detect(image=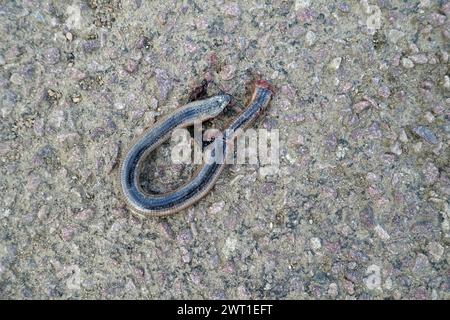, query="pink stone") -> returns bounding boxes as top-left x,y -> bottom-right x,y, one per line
61,226 -> 75,241
220,64 -> 236,80
378,85 -> 391,98
353,100 -> 371,113
74,208 -> 93,221
281,85 -> 296,100
429,13 -> 446,26
0,143 -> 11,156
409,54 -> 428,65
442,2 -> 450,16
124,59 -> 139,73
223,3 -> 241,17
